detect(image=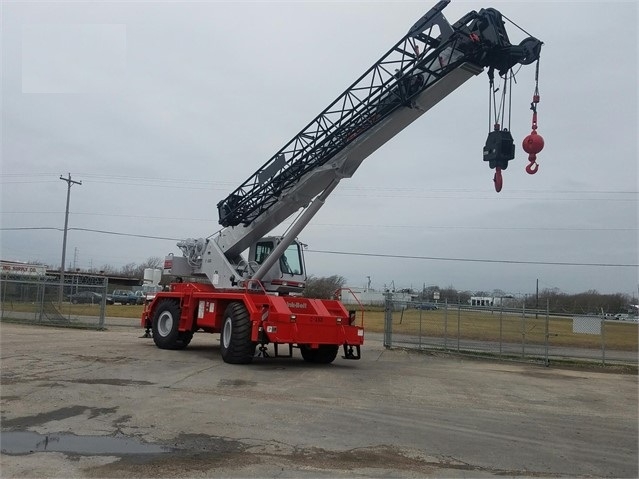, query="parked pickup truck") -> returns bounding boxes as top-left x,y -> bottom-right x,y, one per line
110,290 -> 141,305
